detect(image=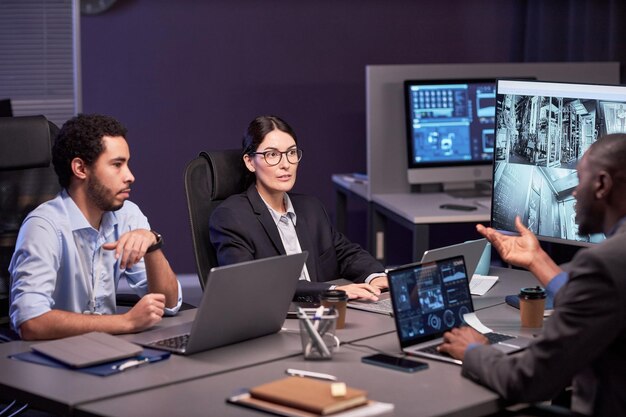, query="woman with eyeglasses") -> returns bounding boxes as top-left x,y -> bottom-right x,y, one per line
209,115 -> 388,300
